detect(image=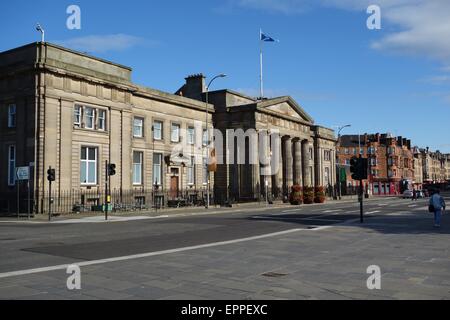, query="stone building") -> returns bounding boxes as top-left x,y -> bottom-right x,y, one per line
0,42 -> 213,213
1,42 -> 337,214
338,133 -> 414,195
420,148 -> 450,184
413,146 -> 423,189
177,75 -> 337,202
